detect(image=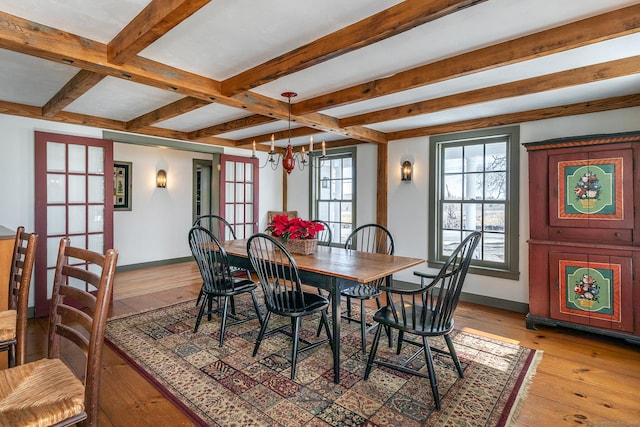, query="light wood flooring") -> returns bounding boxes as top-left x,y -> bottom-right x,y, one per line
26,261 -> 640,426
